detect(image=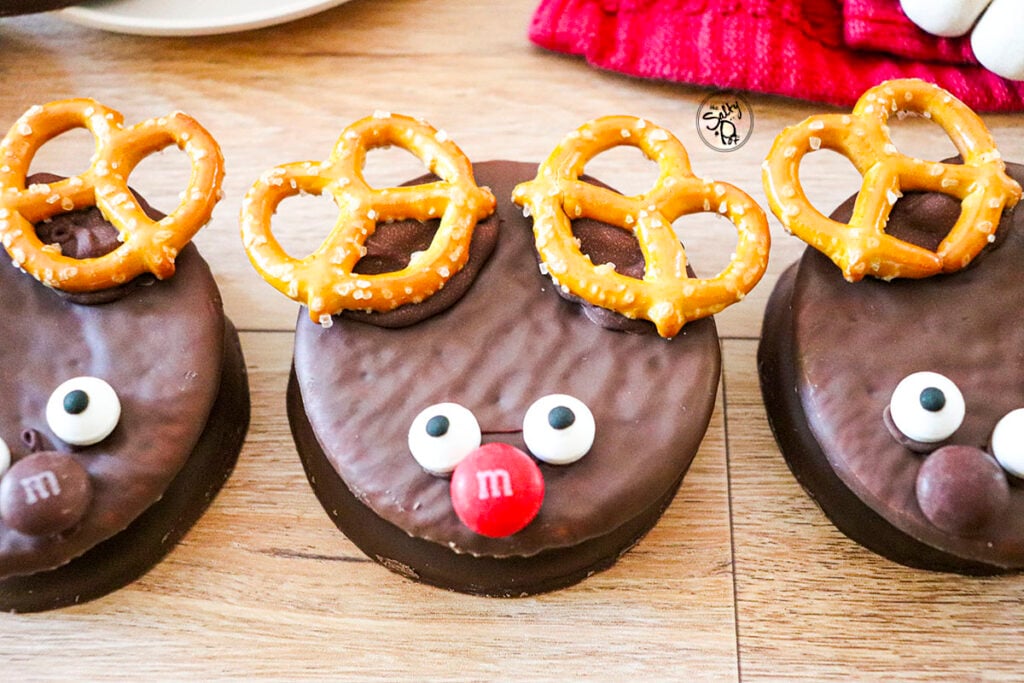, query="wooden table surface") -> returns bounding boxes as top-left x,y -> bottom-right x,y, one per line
2,1 -> 1023,679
